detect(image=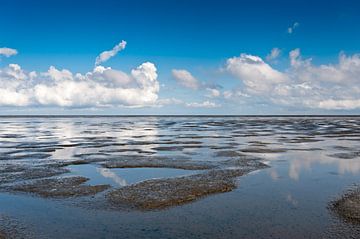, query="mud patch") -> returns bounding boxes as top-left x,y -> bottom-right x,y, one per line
151,146 -> 184,151
106,155 -> 267,210
214,150 -> 244,157
102,157 -> 217,170
288,147 -> 322,152
278,137 -> 322,143
8,177 -> 110,198
107,169 -> 254,210
330,186 -> 360,224
0,165 -> 69,185
248,141 -> 271,146
332,146 -> 354,151
328,152 -> 360,159
0,152 -> 52,161
102,155 -> 261,171
240,147 -> 287,153
209,145 -> 236,150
